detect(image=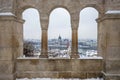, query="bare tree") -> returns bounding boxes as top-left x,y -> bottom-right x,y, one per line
23,41 -> 35,57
